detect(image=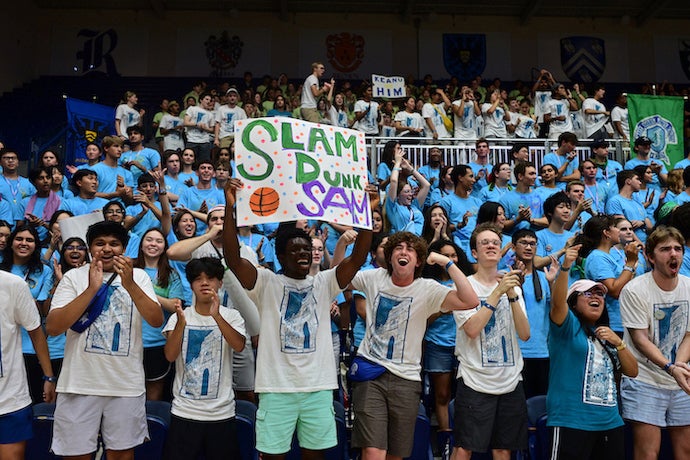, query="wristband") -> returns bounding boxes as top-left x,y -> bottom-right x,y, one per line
42,375 -> 57,383
663,362 -> 675,375
623,265 -> 634,273
560,265 -> 572,272
508,296 -> 519,303
445,260 -> 455,271
481,300 -> 496,312
158,191 -> 168,195
393,167 -> 402,171
616,342 -> 627,351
